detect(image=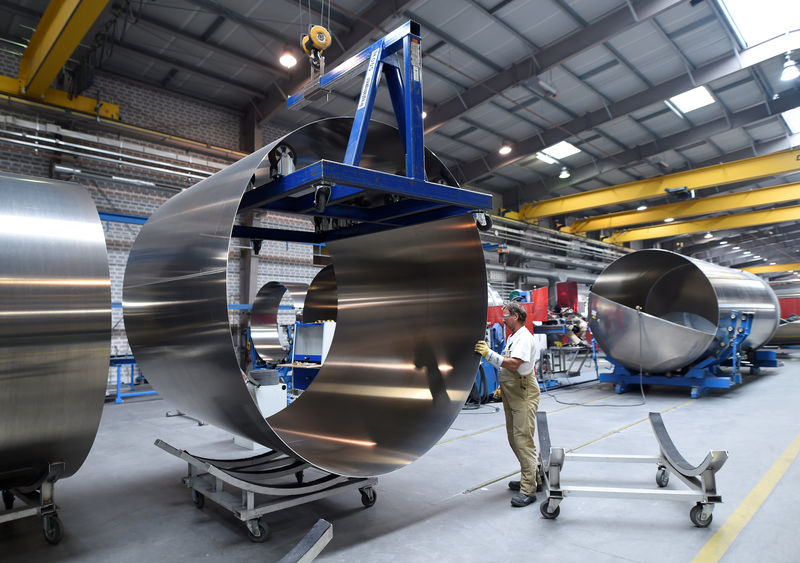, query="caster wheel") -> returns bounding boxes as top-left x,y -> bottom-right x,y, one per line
360,487 -> 377,508
690,503 -> 713,528
42,514 -> 63,545
539,499 -> 560,520
2,490 -> 14,510
295,470 -> 304,484
191,490 -> 205,509
246,519 -> 269,543
656,467 -> 669,488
